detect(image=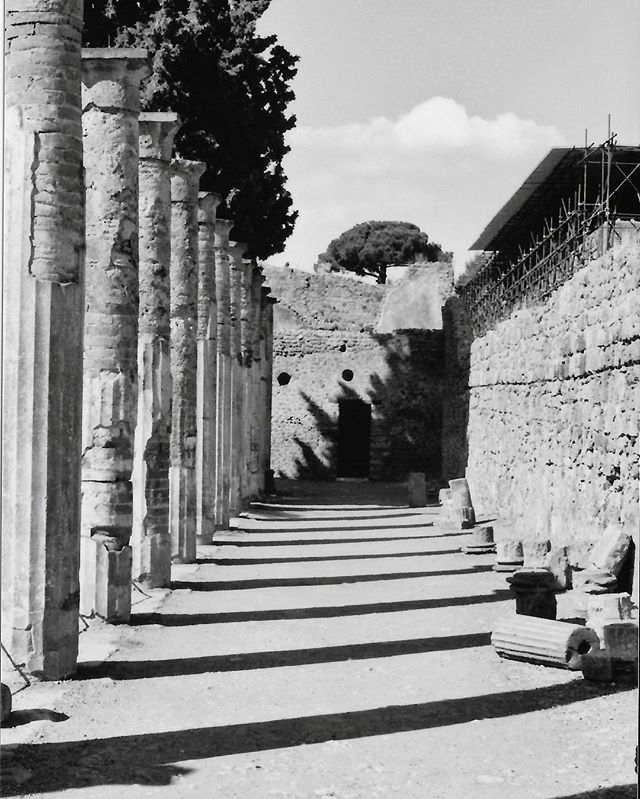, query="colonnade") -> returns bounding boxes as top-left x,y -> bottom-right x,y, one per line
2,6 -> 274,682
